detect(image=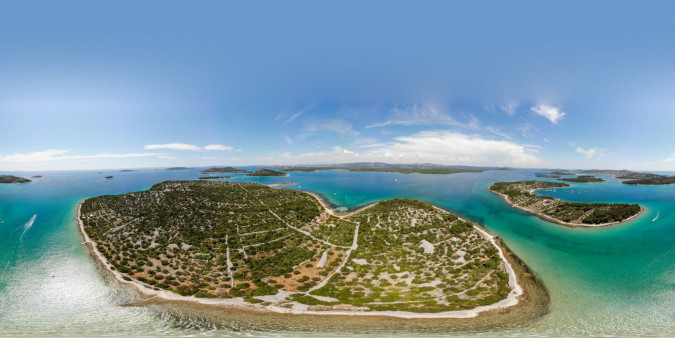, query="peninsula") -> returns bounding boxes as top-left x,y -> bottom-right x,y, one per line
78,181 -> 538,318
0,175 -> 31,184
490,181 -> 642,227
